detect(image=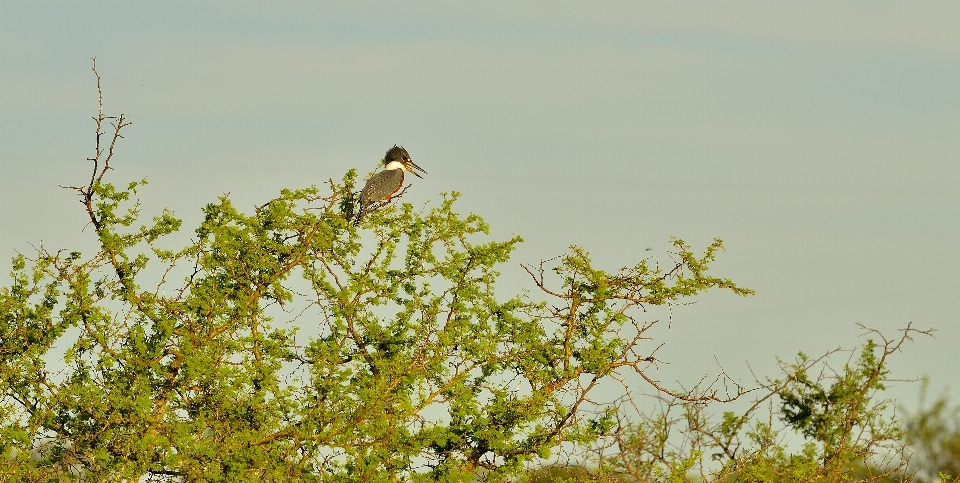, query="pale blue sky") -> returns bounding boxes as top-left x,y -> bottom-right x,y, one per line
2,1 -> 958,410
